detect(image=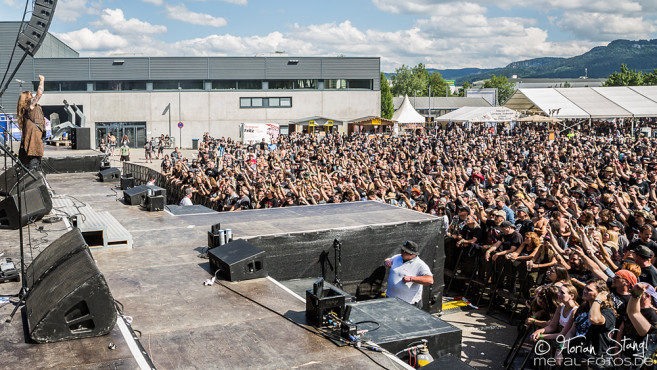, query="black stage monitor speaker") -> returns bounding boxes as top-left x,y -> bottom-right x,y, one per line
123,185 -> 165,205
71,127 -> 91,150
0,184 -> 52,230
0,166 -> 47,196
208,239 -> 267,282
25,228 -> 88,290
145,194 -> 164,212
98,167 -> 120,182
17,0 -> 58,57
25,239 -> 116,343
120,174 -> 135,190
